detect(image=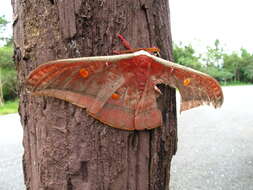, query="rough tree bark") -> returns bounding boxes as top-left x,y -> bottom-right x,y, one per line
13,0 -> 177,189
